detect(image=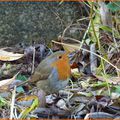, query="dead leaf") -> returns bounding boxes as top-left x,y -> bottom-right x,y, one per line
17,95 -> 39,118
52,37 -> 80,53
84,112 -> 114,119
62,43 -> 80,53
46,94 -> 56,104
56,99 -> 68,110
0,72 -> 19,90
0,49 -> 24,61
